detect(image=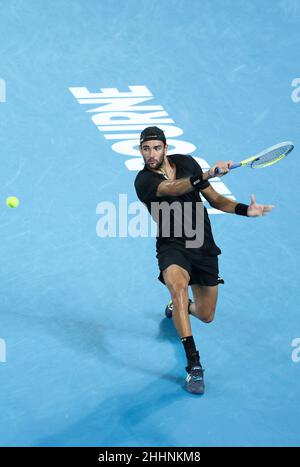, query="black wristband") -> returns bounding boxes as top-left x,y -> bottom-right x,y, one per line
235,203 -> 249,216
190,173 -> 204,187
